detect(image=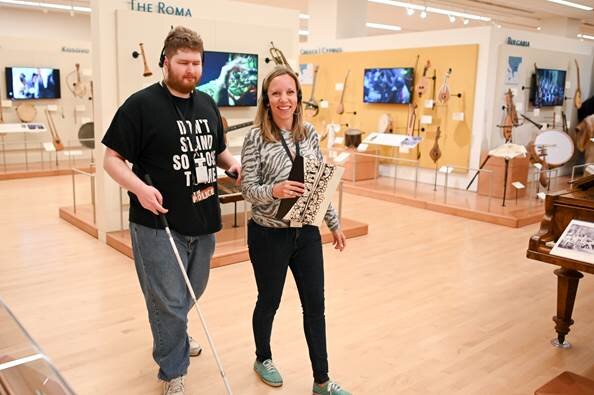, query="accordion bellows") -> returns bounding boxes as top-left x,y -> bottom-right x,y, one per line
276,157 -> 344,227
